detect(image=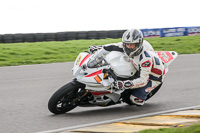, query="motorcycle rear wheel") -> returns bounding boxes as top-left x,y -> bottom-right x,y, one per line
48,82 -> 79,114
